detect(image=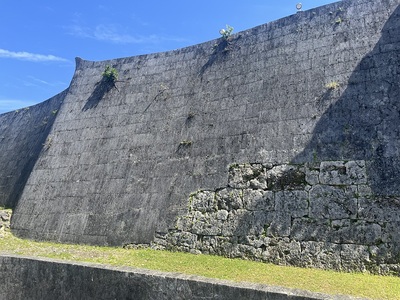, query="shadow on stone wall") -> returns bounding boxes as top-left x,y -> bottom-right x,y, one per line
154,5 -> 400,274
157,160 -> 400,274
0,91 -> 65,208
199,36 -> 241,77
82,77 -> 115,111
293,5 -> 400,196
